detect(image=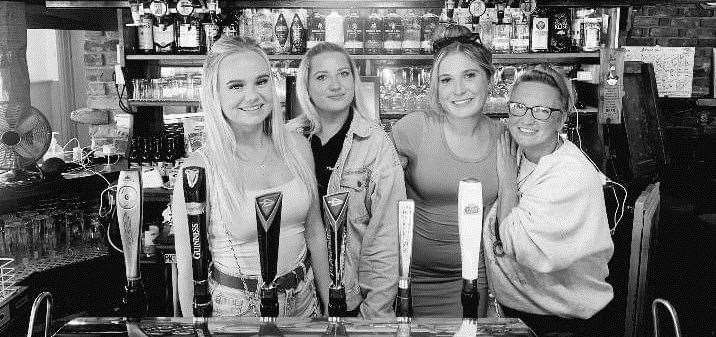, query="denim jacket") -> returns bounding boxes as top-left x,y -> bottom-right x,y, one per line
309,114 -> 406,319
